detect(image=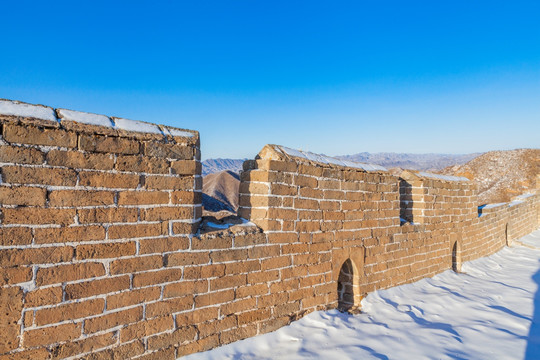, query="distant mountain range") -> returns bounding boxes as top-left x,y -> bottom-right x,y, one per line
202,152 -> 480,175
